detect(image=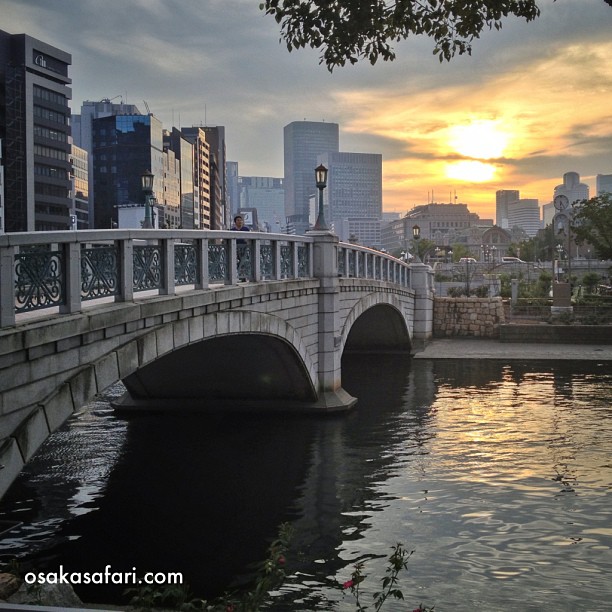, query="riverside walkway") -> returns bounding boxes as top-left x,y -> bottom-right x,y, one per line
414,337 -> 612,360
